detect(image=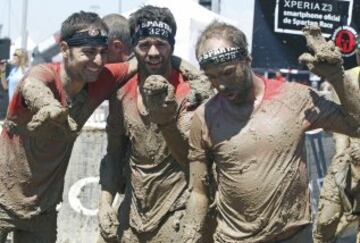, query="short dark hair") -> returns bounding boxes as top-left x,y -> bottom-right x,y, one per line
196,20 -> 248,59
60,11 -> 108,42
102,14 -> 132,52
128,5 -> 177,46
